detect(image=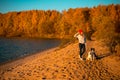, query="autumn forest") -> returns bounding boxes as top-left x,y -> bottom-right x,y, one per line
0,4 -> 120,42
